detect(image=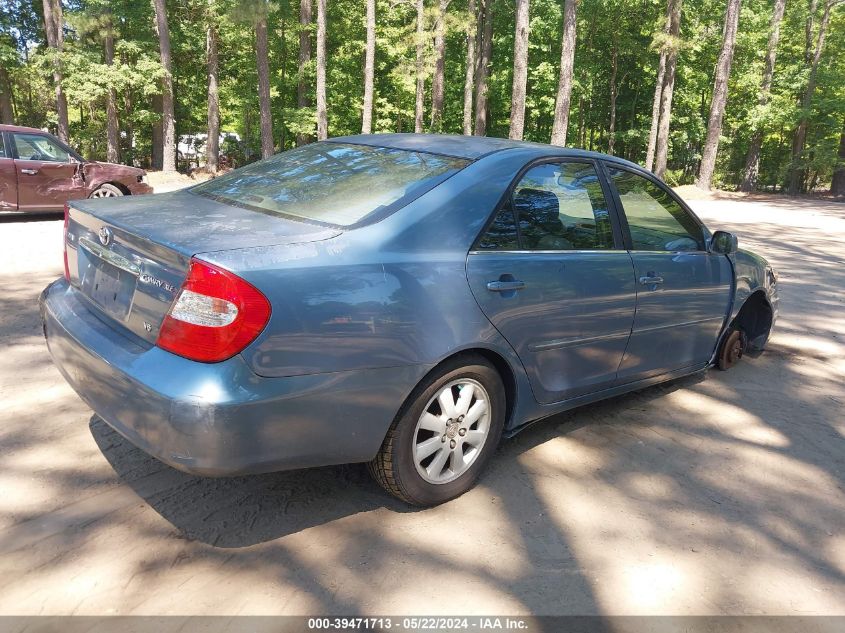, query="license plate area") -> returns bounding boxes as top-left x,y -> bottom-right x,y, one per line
79,253 -> 138,320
